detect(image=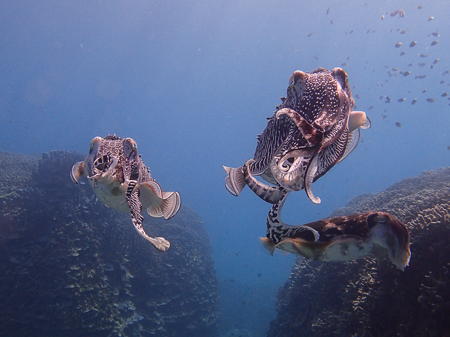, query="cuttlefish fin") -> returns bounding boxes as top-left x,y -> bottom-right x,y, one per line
142,181 -> 181,220
338,128 -> 360,163
223,165 -> 246,196
275,238 -> 330,259
127,188 -> 170,252
260,237 -> 277,255
70,161 -> 85,184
